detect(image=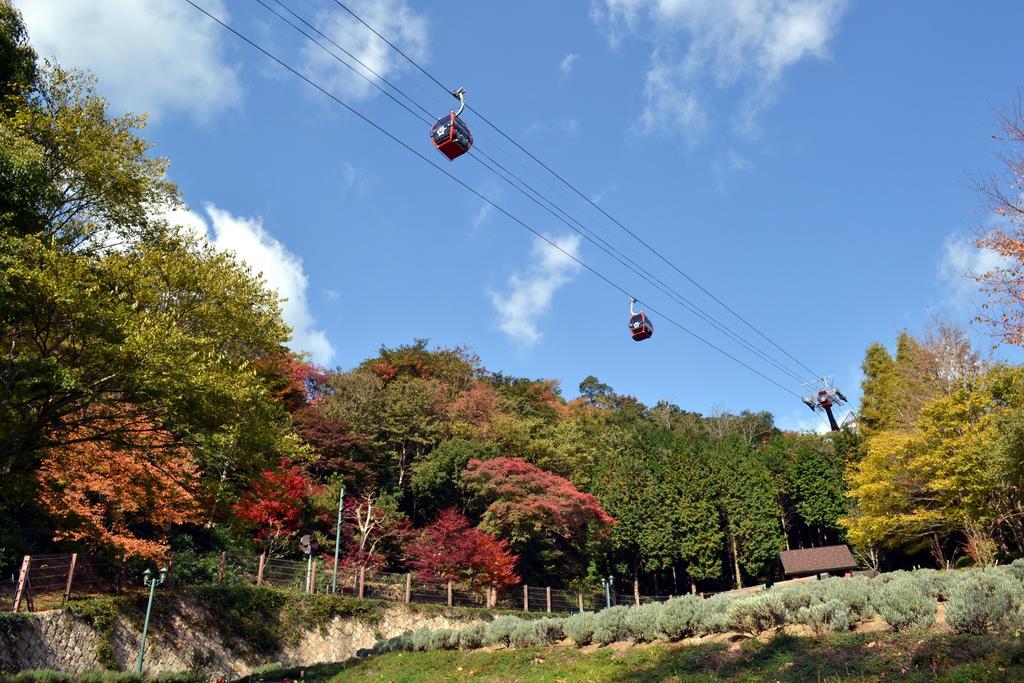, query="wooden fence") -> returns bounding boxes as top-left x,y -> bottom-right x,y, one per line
6,551 -> 767,614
